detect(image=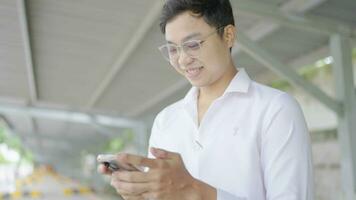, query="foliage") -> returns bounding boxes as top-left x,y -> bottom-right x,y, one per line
268,48 -> 356,91
0,125 -> 33,164
103,128 -> 135,153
